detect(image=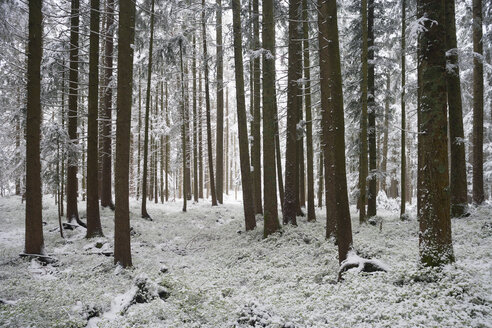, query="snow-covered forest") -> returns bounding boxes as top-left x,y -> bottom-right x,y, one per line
0,0 -> 491,327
